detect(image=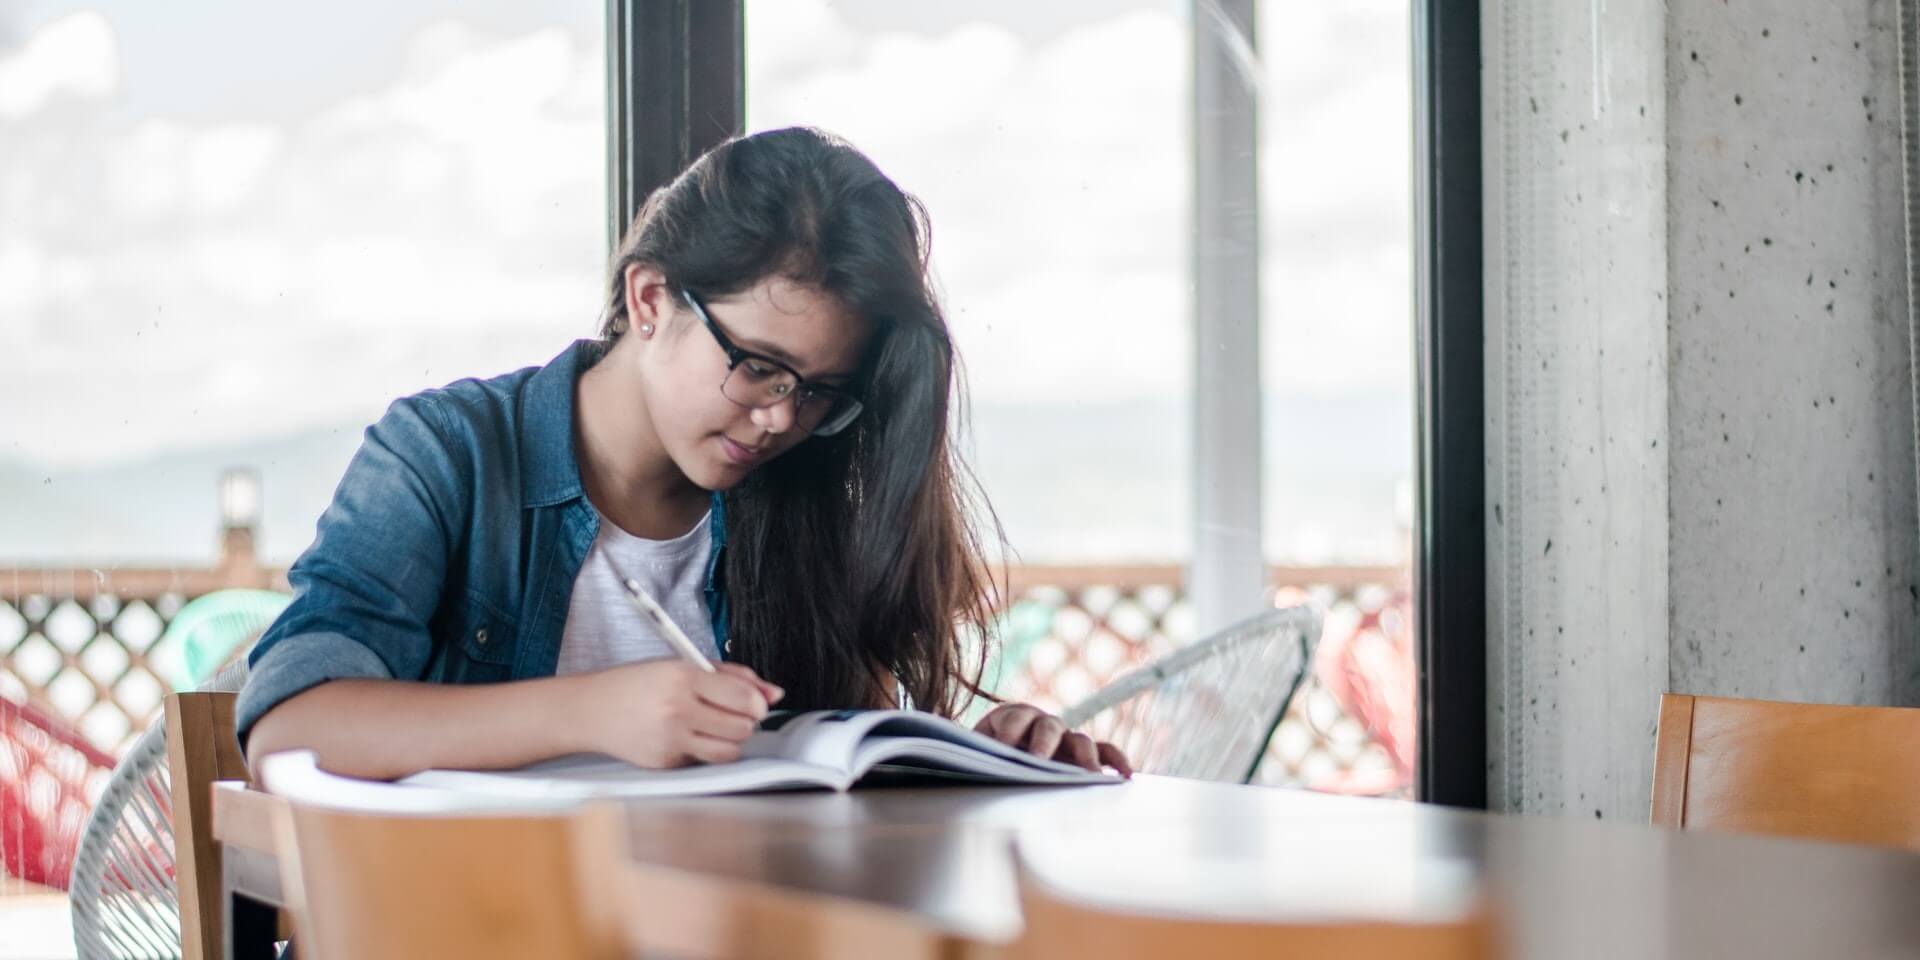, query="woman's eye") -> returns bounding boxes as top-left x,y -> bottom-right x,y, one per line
742,361 -> 777,380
